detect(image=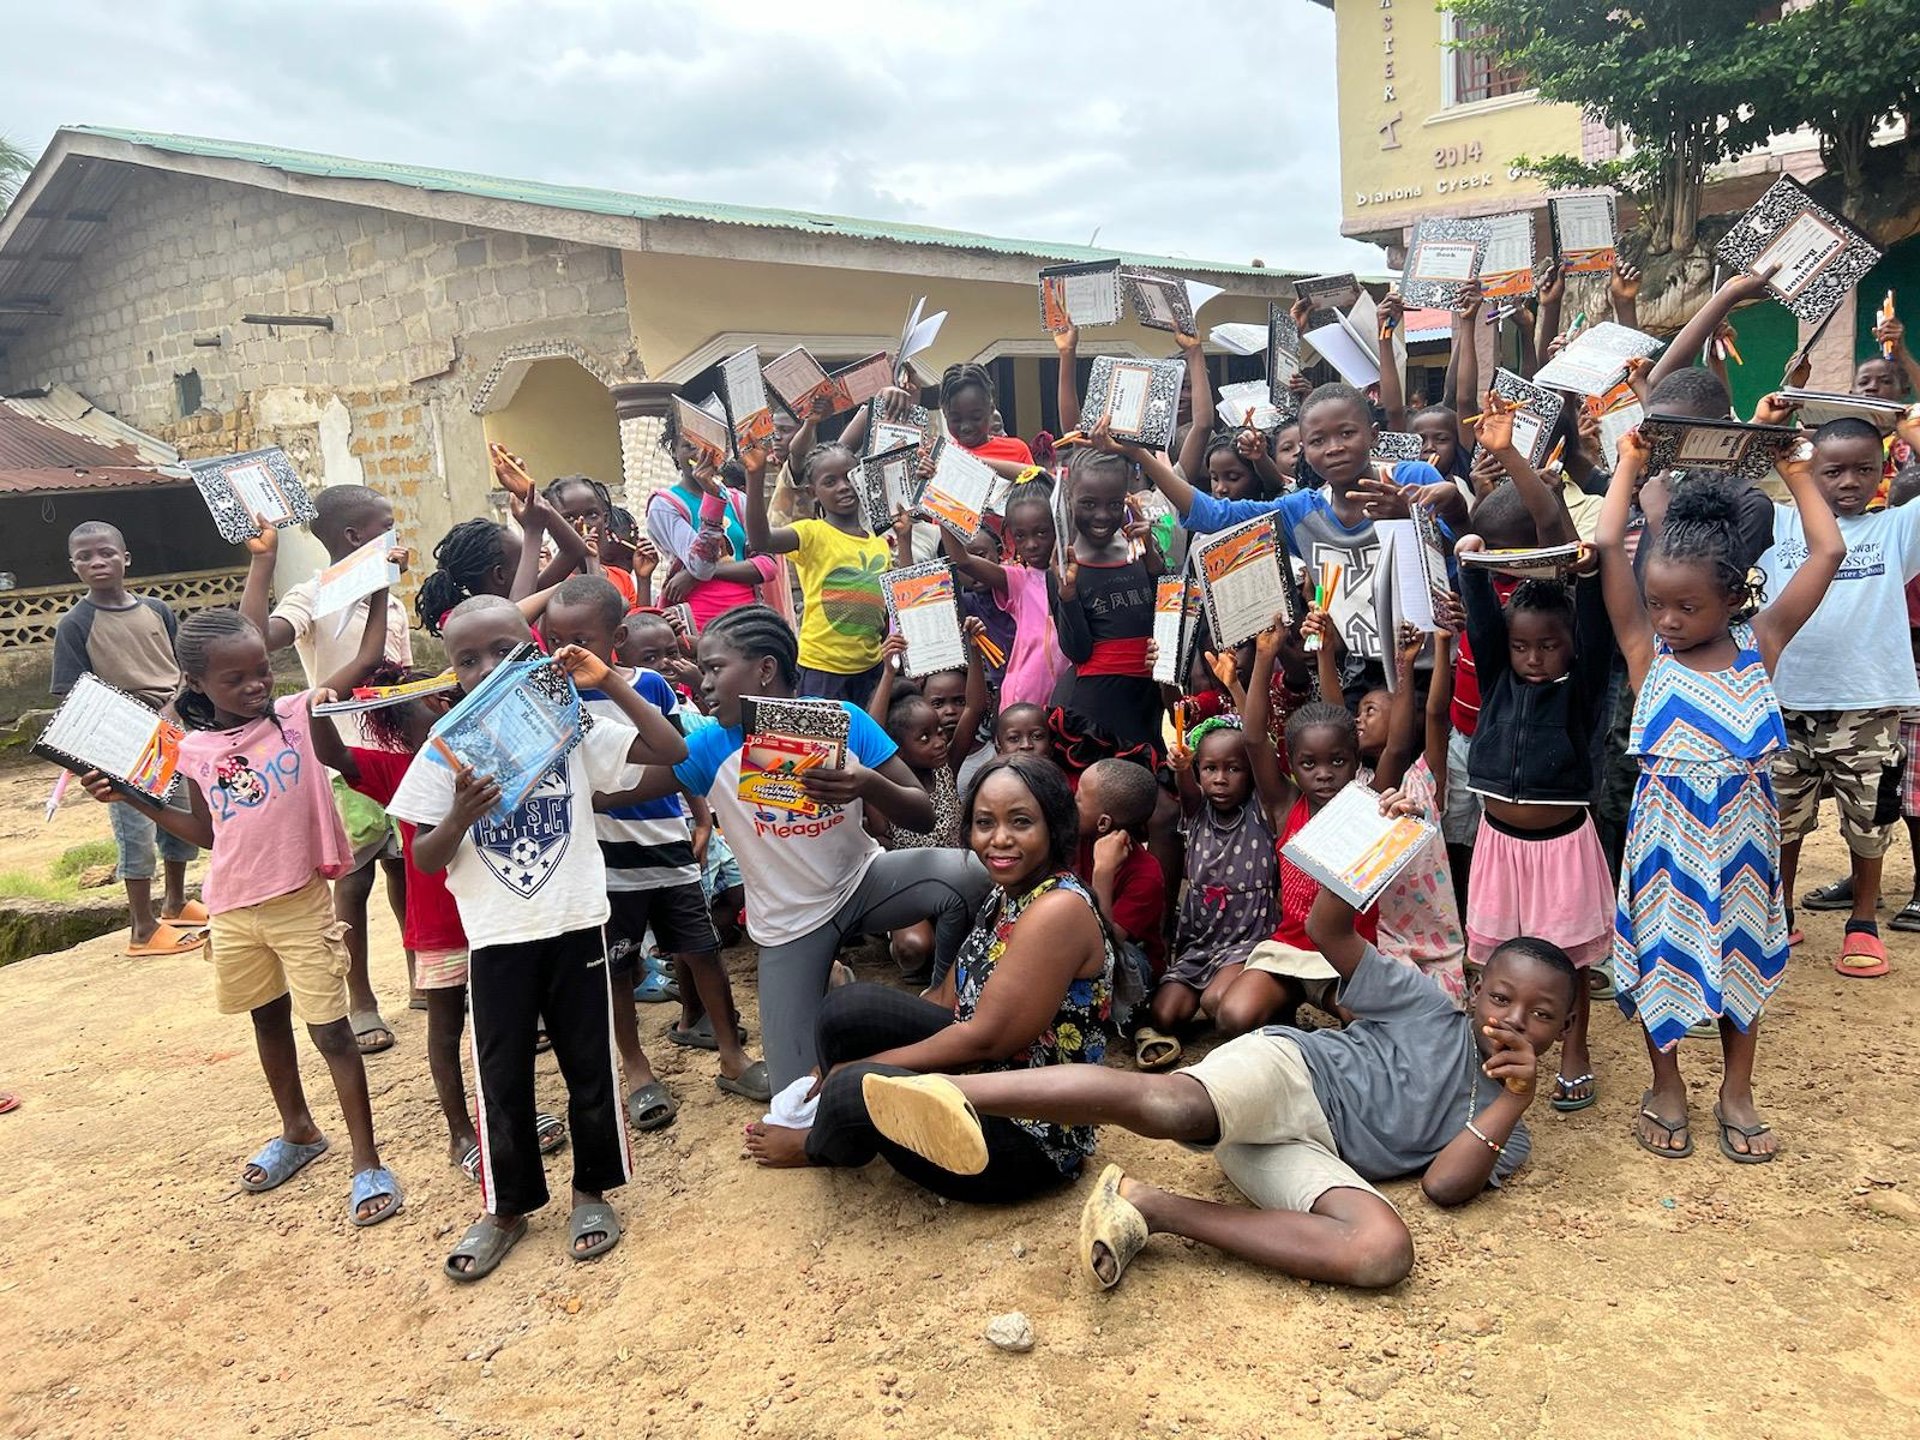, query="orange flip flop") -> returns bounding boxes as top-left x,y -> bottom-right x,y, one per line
169,900 -> 210,925
1834,931 -> 1891,979
125,921 -> 207,958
